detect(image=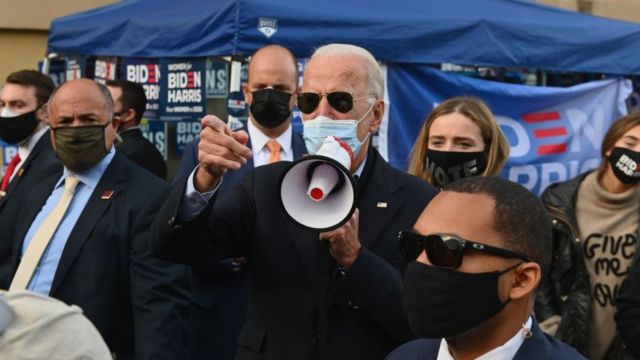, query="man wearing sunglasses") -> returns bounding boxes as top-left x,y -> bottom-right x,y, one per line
387,177 -> 584,360
151,43 -> 437,359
